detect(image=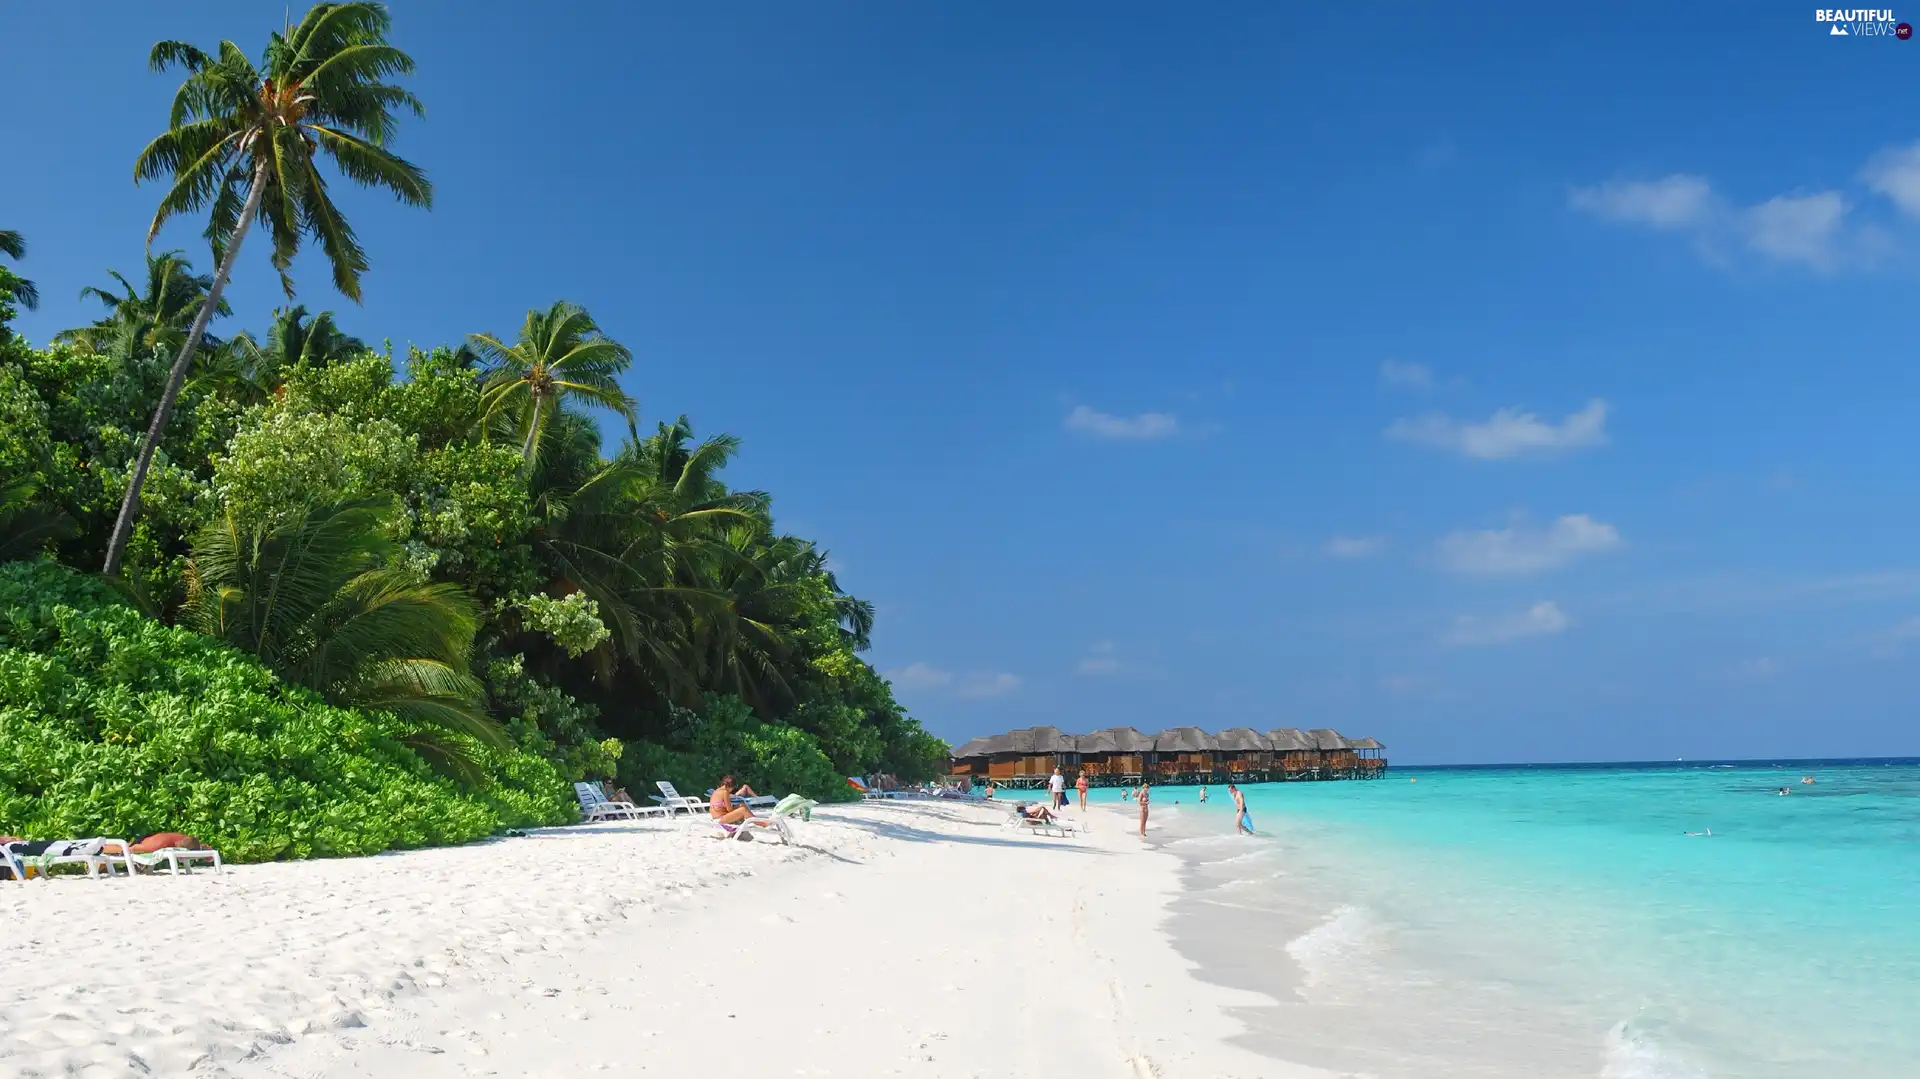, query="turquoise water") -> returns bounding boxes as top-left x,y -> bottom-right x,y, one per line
1150,760 -> 1920,1078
